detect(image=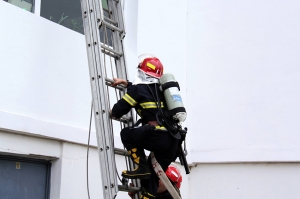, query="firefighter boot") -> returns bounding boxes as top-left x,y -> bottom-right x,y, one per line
122,147 -> 151,179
